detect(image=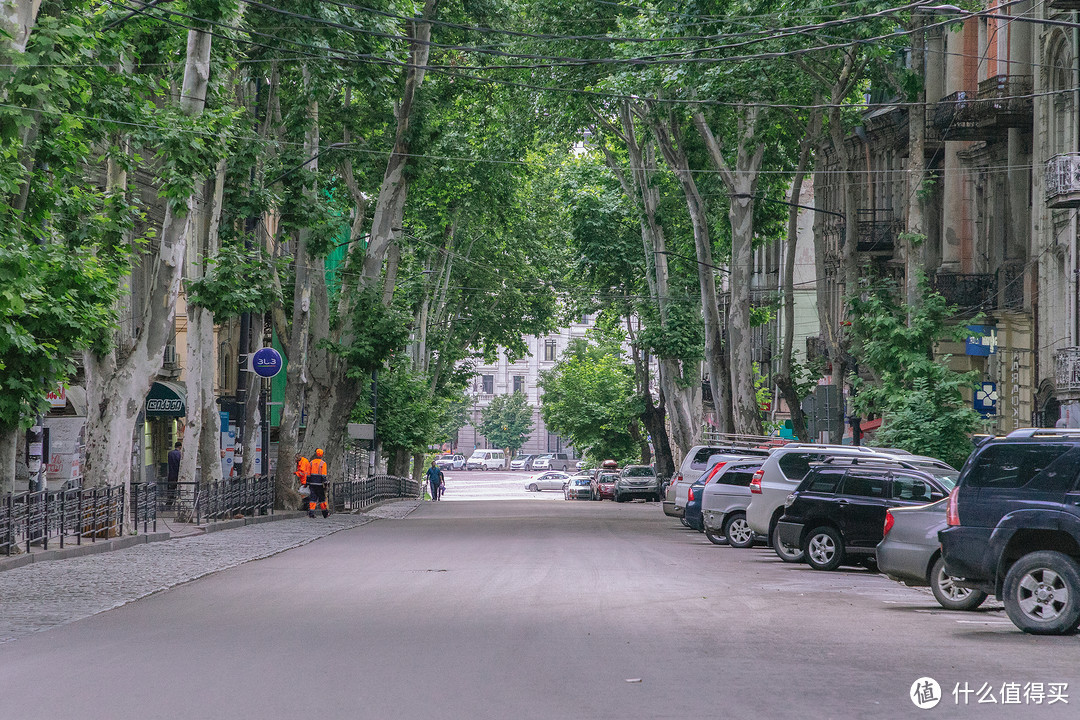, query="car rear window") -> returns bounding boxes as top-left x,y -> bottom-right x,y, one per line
840,471 -> 888,498
964,444 -> 1080,491
800,469 -> 845,494
716,468 -> 759,487
689,447 -> 725,471
891,475 -> 935,502
778,452 -> 831,480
